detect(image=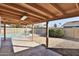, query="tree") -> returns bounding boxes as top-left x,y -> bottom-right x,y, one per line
54,23 -> 57,28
